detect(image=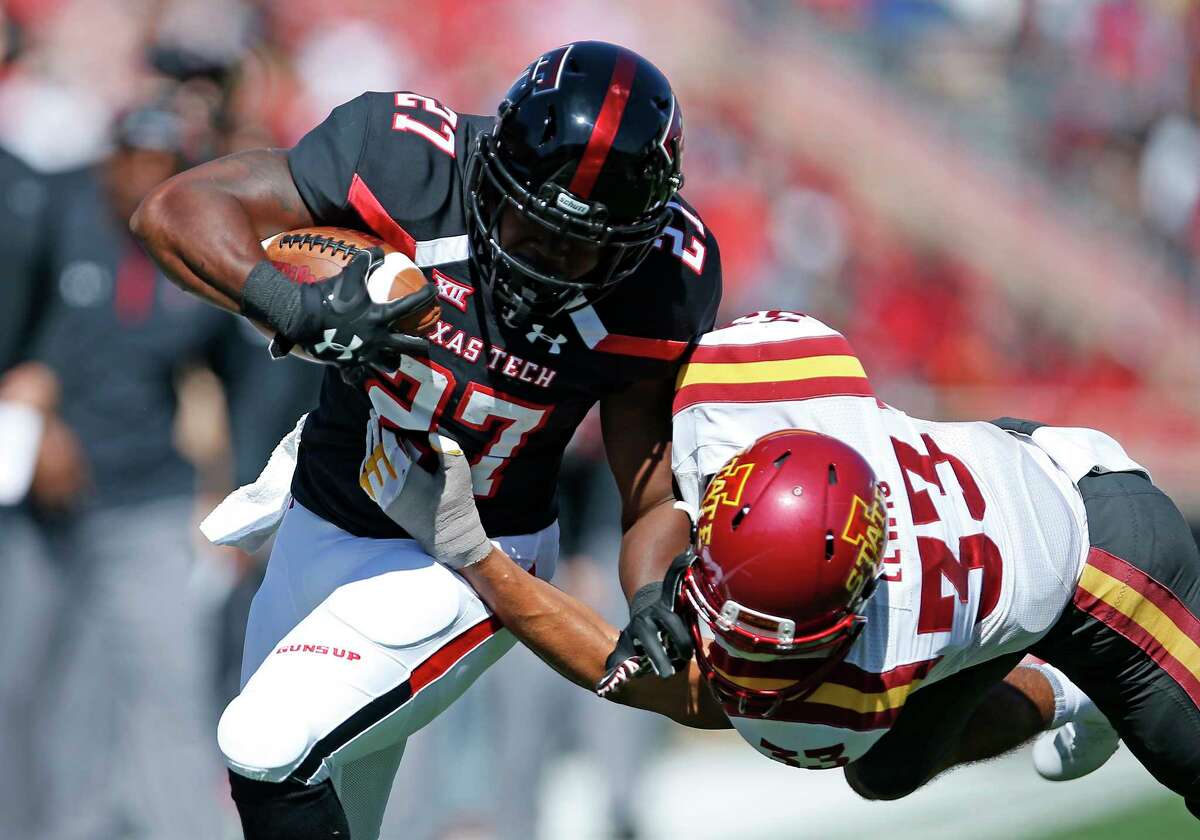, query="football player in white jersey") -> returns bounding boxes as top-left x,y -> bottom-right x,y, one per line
378,310 -> 1200,816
